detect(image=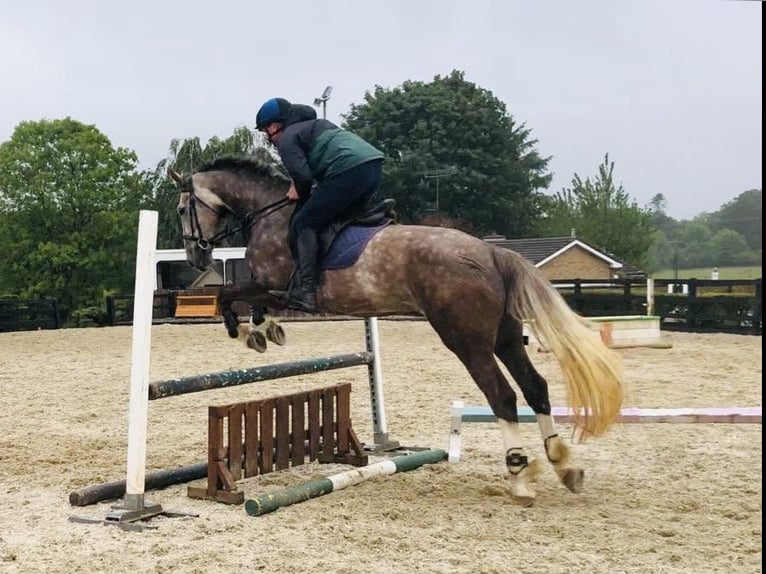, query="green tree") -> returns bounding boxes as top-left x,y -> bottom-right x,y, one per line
543,154 -> 653,268
343,70 -> 552,237
709,228 -> 757,265
648,192 -> 678,239
709,188 -> 761,253
0,118 -> 146,318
